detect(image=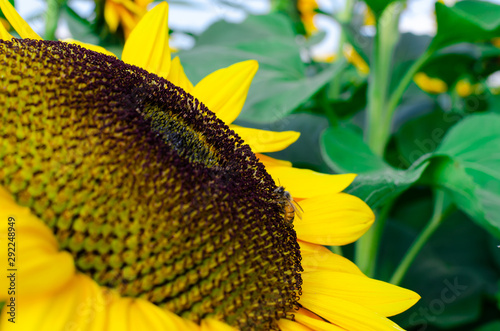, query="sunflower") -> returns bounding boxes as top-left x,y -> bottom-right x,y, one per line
297,0 -> 319,35
0,1 -> 420,330
103,0 -> 152,38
